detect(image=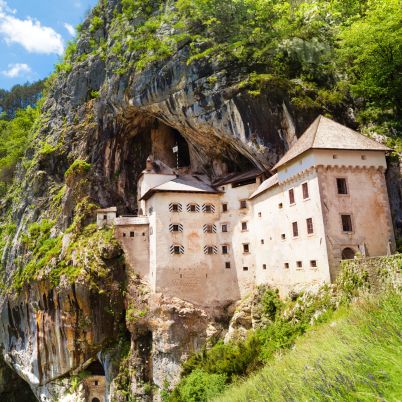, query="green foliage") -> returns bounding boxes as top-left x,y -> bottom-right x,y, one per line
260,287 -> 282,320
0,106 -> 40,195
90,15 -> 103,33
177,369 -> 227,402
214,292 -> 402,402
64,159 -> 91,186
